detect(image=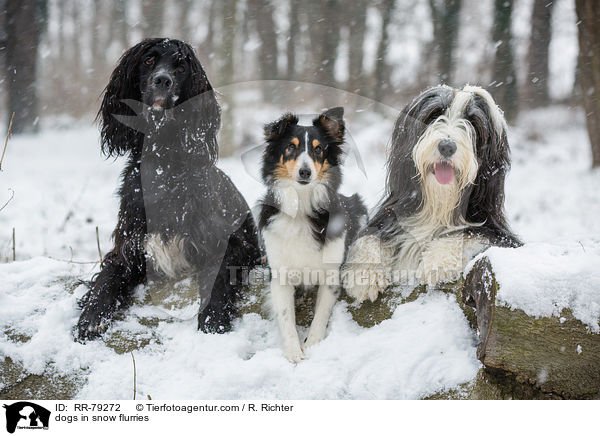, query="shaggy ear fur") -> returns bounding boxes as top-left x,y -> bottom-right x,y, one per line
98,38 -> 161,157
465,96 -> 520,246
264,113 -> 299,143
98,38 -> 221,159
177,41 -> 221,162
313,106 -> 345,144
